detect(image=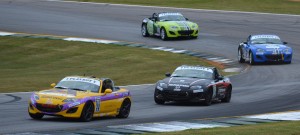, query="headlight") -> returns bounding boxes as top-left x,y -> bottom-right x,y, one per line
256,48 -> 265,55
63,98 -> 77,103
33,94 -> 39,100
170,26 -> 178,30
192,24 -> 197,29
283,48 -> 292,54
156,82 -> 167,91
190,86 -> 204,93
